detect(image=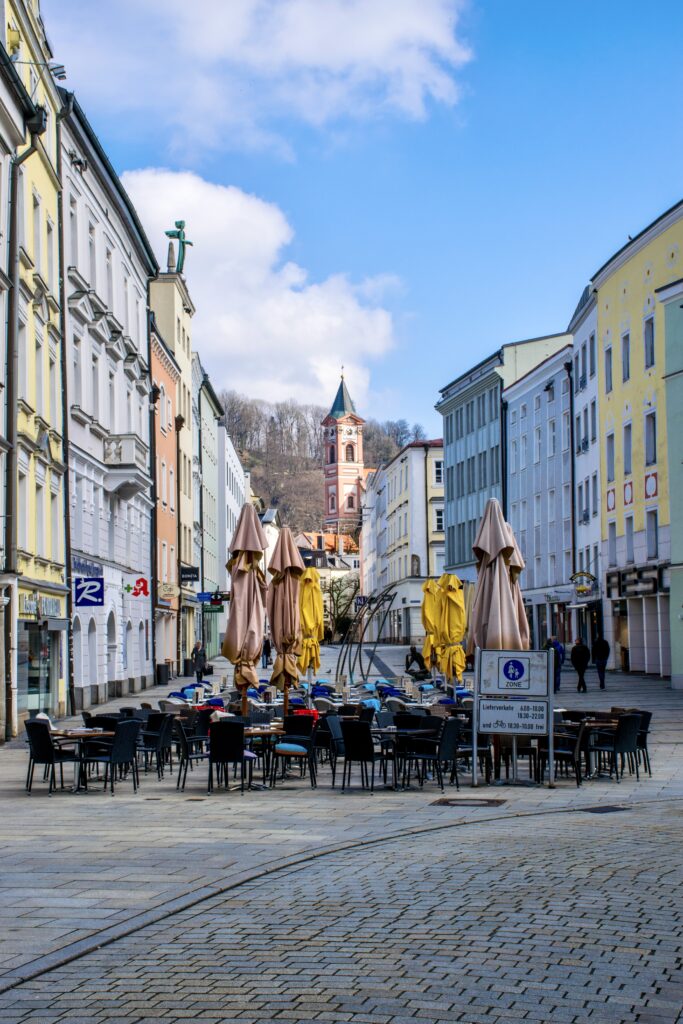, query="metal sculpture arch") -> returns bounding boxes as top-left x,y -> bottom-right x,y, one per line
335,583 -> 399,686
